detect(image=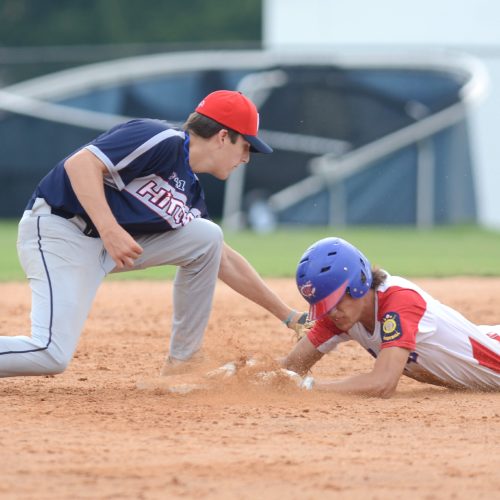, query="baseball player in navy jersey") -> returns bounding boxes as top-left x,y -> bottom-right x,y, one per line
282,237 -> 500,396
0,90 -> 306,378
